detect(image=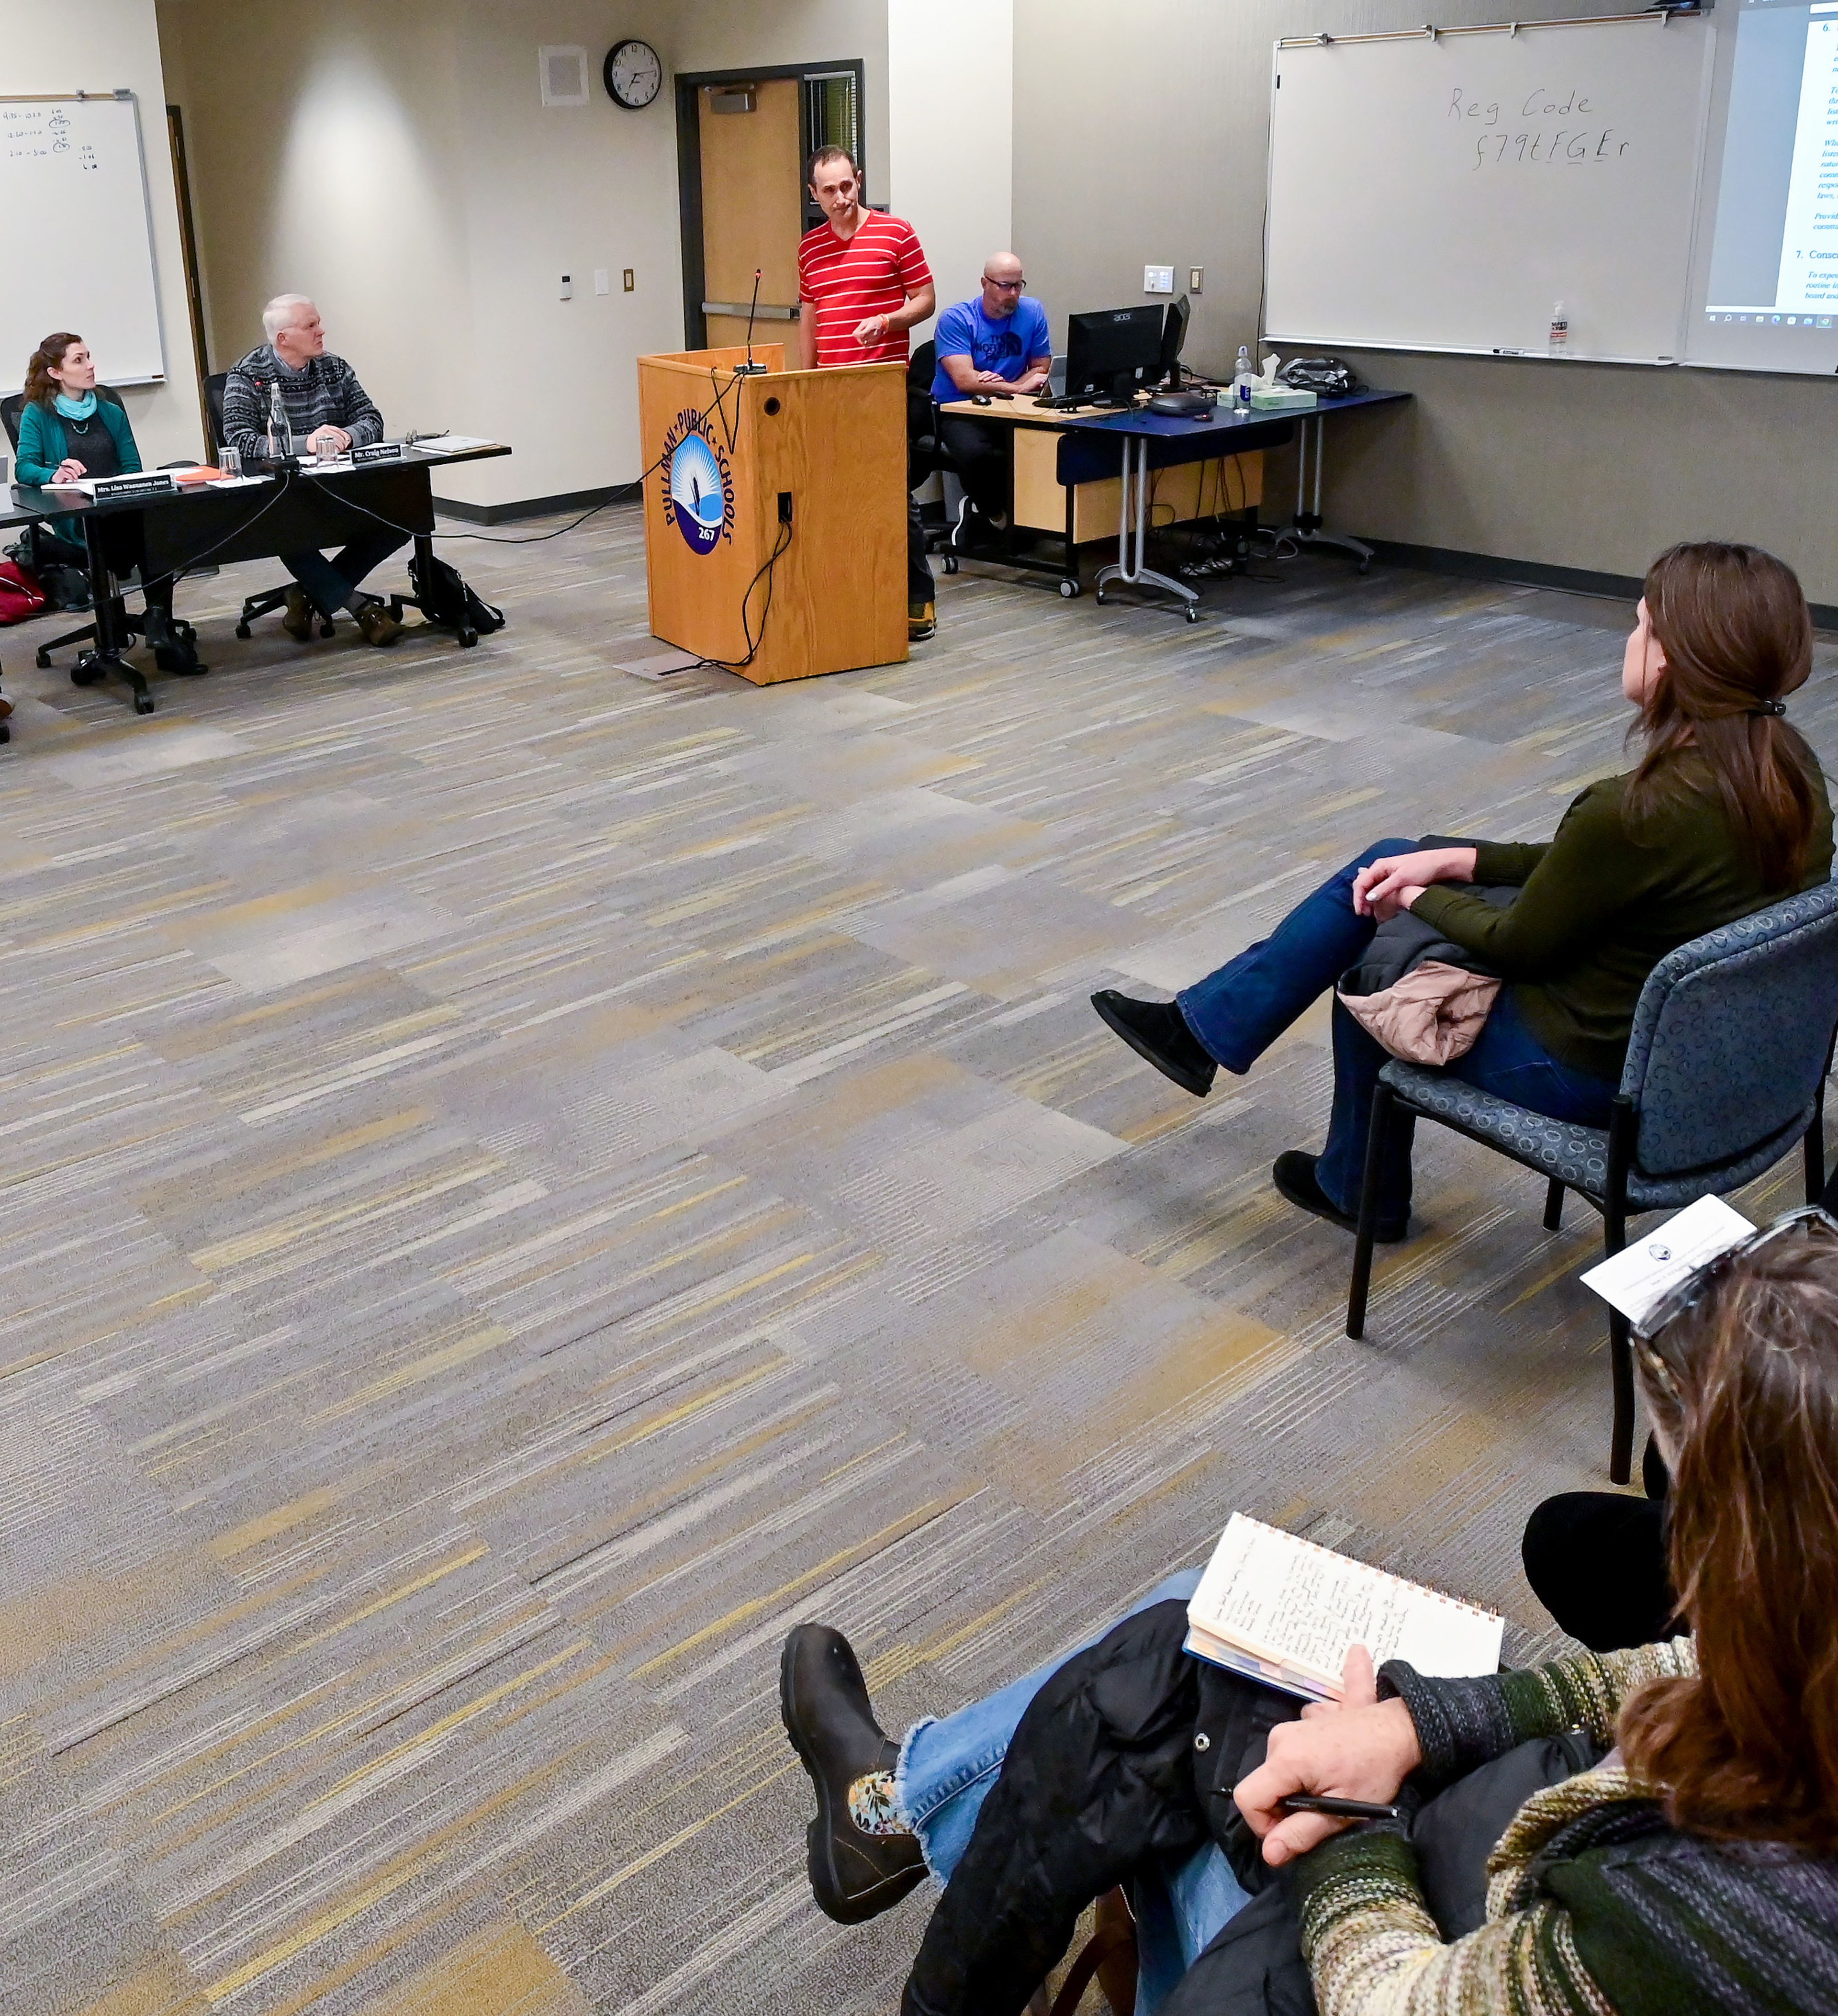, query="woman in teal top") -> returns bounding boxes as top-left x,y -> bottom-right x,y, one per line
15,331 -> 200,672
